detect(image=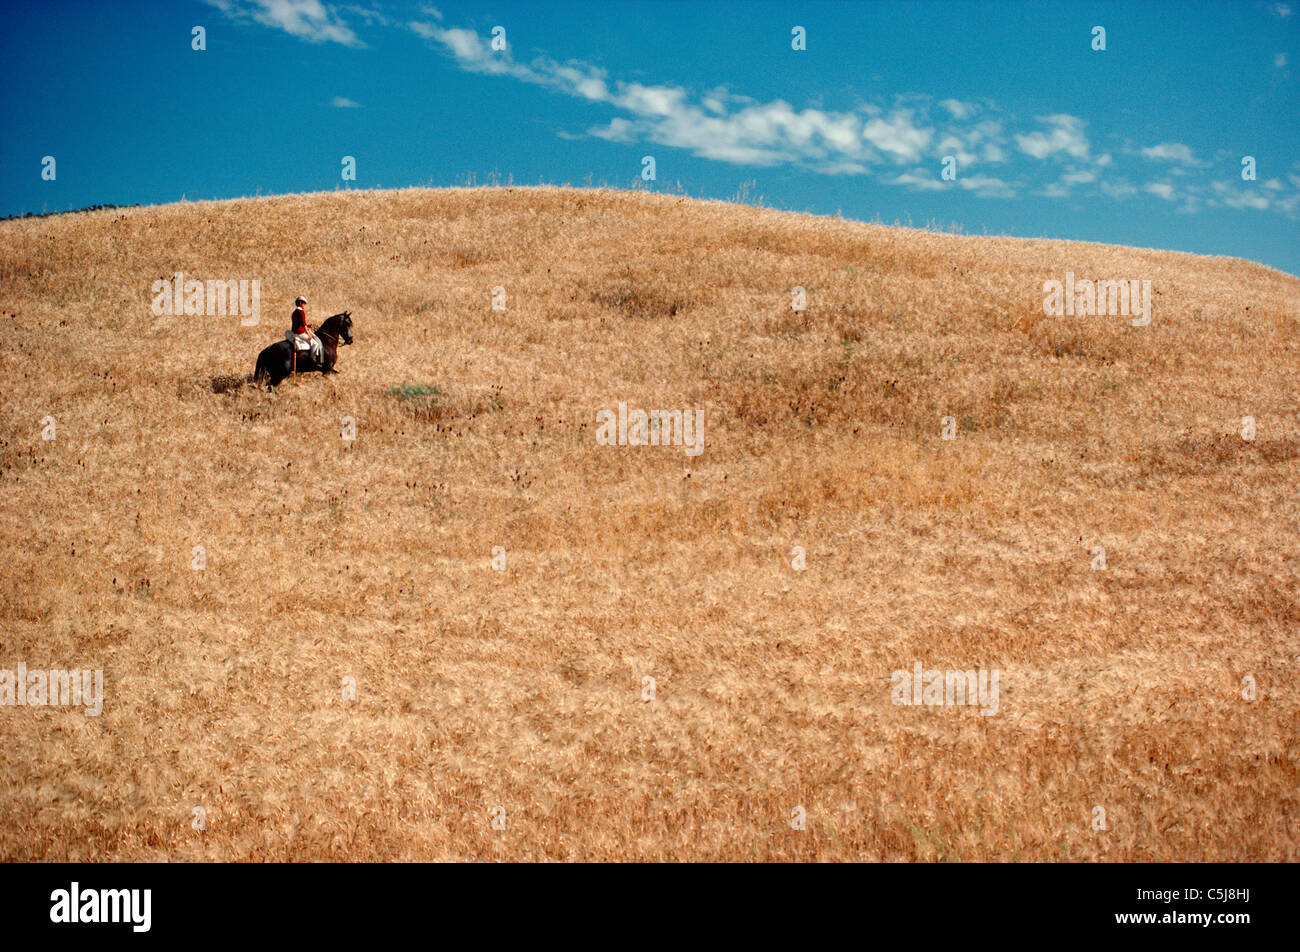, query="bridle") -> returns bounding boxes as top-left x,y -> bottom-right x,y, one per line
314,315 -> 353,347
